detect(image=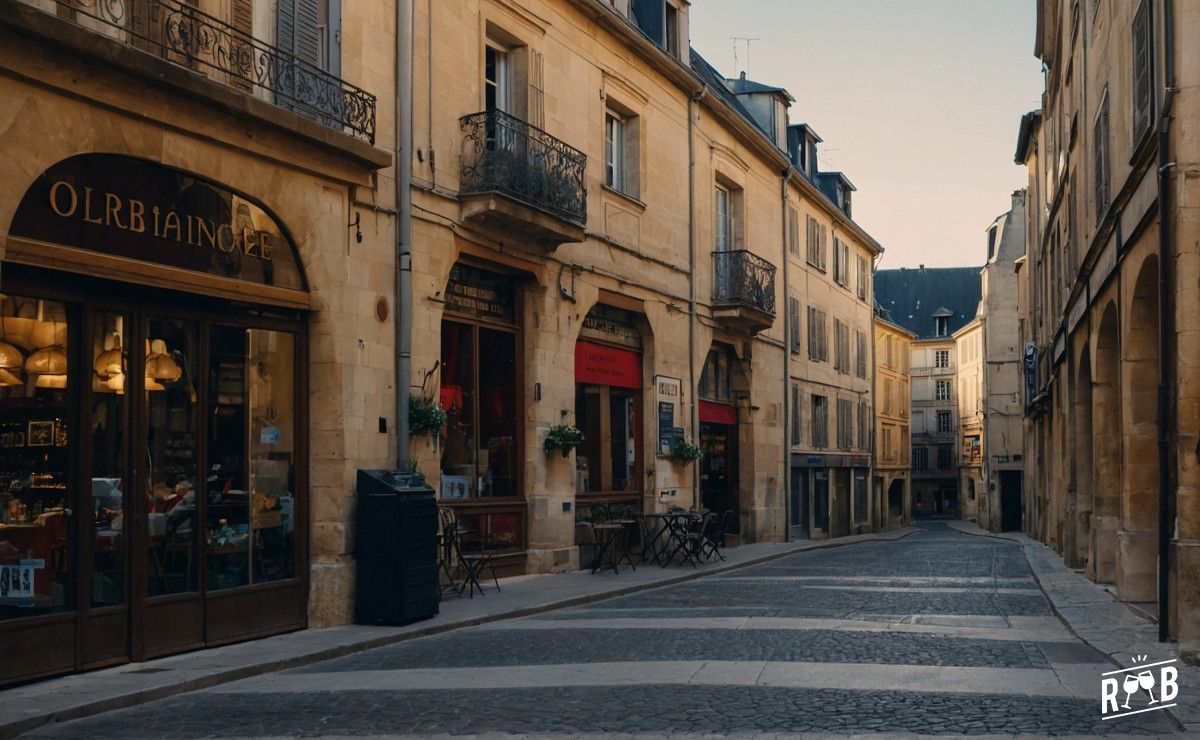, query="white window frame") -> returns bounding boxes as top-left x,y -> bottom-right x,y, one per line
714,185 -> 731,252
606,112 -> 625,192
